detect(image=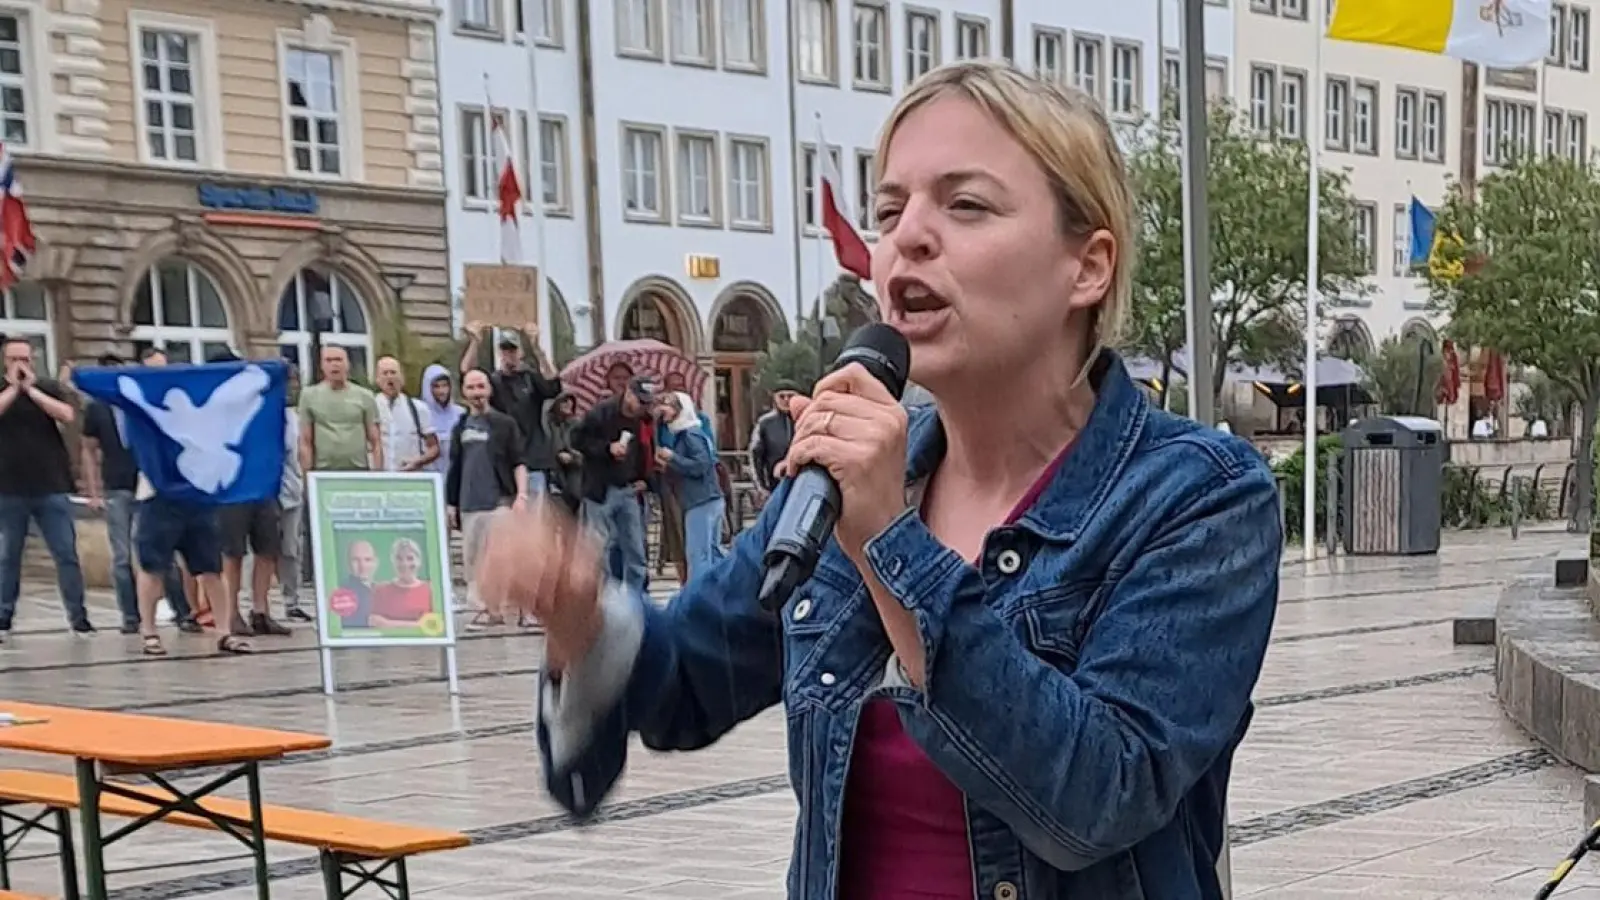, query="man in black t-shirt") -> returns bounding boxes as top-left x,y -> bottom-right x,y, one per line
0,337 -> 93,640
457,321 -> 563,494
80,353 -> 200,635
